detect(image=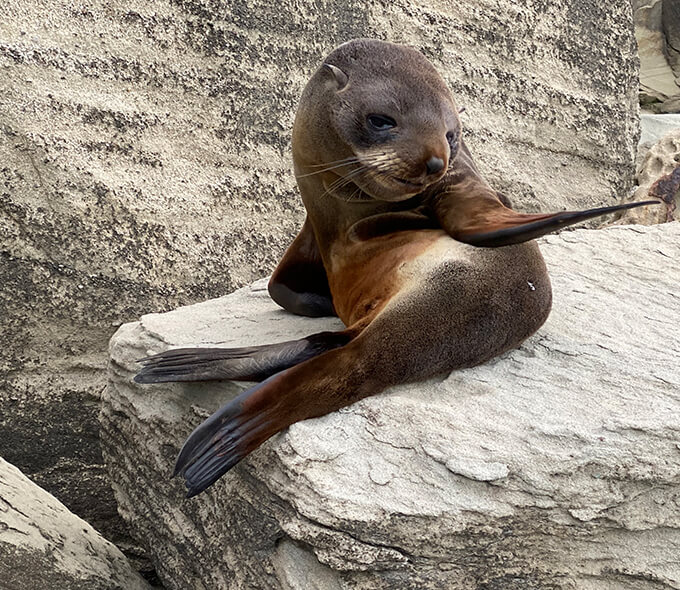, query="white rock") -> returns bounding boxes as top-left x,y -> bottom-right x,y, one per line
640,113 -> 680,145
0,457 -> 150,590
102,224 -> 680,589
